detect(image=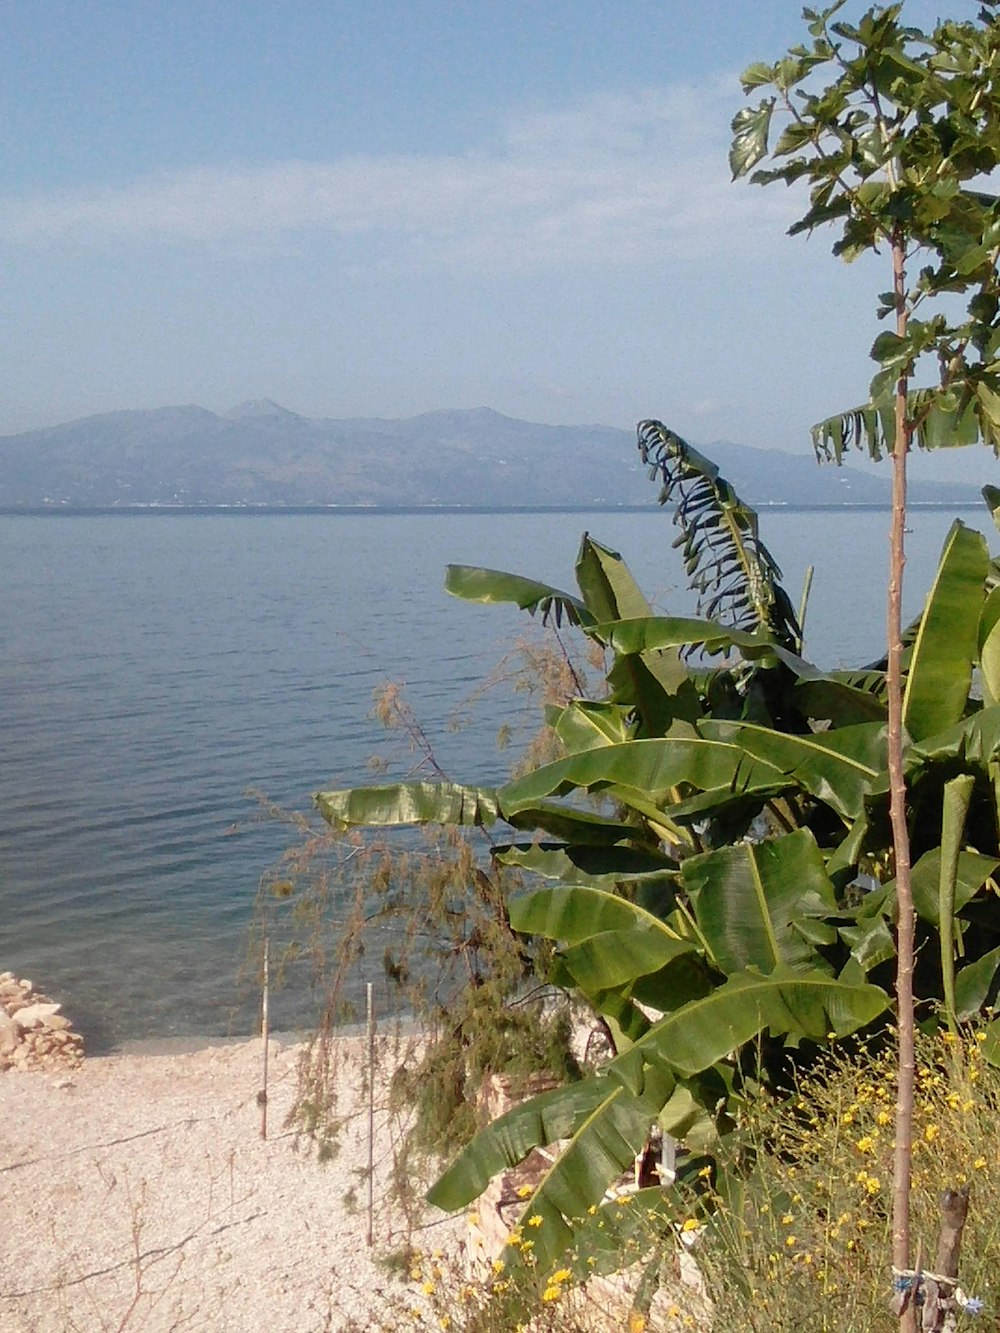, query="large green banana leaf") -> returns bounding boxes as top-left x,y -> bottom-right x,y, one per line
608,966 -> 890,1087
511,885 -> 699,1009
445,564 -> 594,627
575,534 -> 653,623
498,737 -> 788,813
429,1060 -> 708,1275
681,829 -> 838,974
426,1075 -> 626,1212
315,780 -> 649,844
902,520 -> 988,742
575,538 -> 699,733
839,914 -> 897,972
978,585 -> 1000,707
859,847 -> 999,926
591,615 -> 776,659
552,699 -> 633,753
698,718 -> 885,821
496,841 -> 678,891
509,882 -> 684,944
558,929 -> 699,997
462,967 -> 881,1273
315,780 -> 500,830
903,704 -> 1000,775
955,945 -> 1000,1020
